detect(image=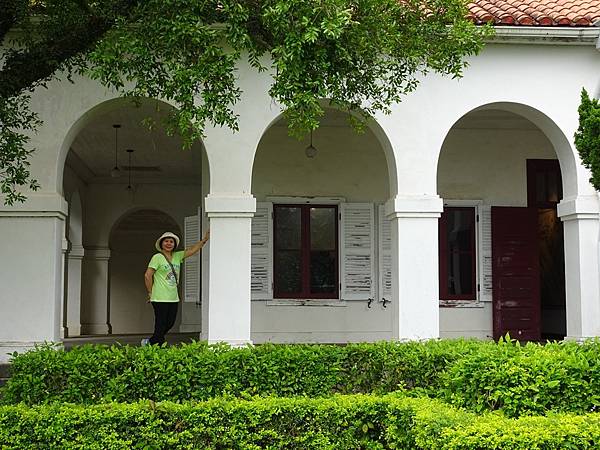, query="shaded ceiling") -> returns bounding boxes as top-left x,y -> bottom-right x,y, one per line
453,109 -> 540,130
67,103 -> 542,186
67,100 -> 203,184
